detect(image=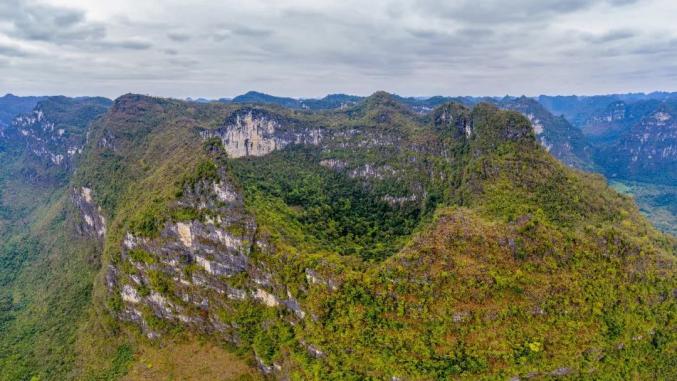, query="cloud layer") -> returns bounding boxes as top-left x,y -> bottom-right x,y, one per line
0,0 -> 675,98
